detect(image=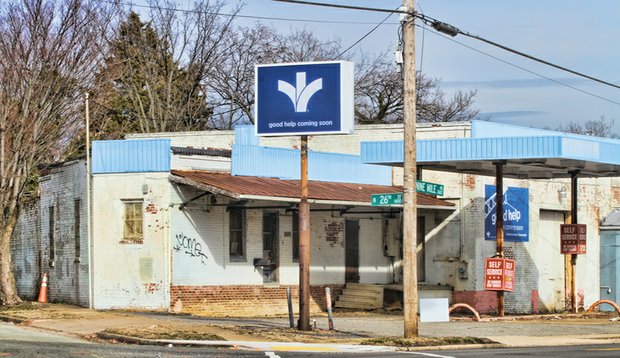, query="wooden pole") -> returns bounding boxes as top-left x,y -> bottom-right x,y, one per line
570,171 -> 579,313
298,135 -> 310,330
495,162 -> 505,317
402,0 -> 419,338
